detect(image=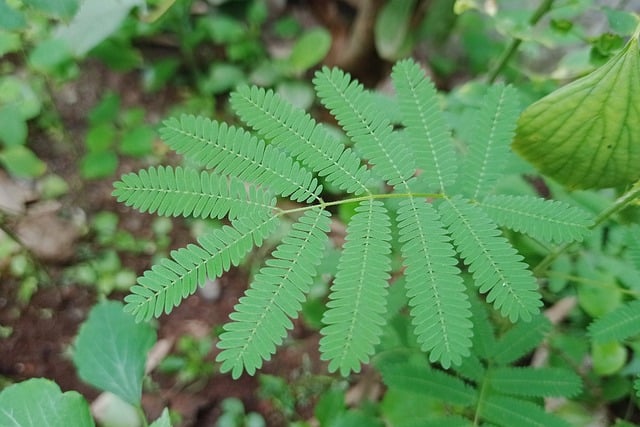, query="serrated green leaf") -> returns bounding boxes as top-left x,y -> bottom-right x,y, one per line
0,378 -> 94,427
73,300 -> 156,405
0,105 -> 27,147
513,33 -> 640,189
